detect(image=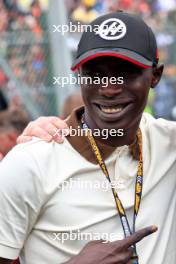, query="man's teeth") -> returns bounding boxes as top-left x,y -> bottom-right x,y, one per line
100,106 -> 123,113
